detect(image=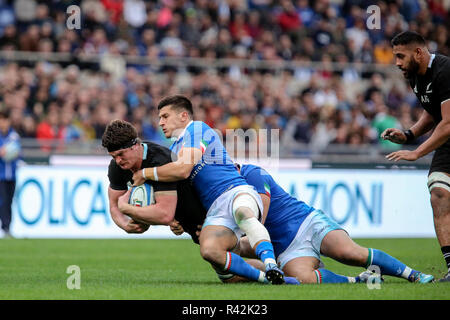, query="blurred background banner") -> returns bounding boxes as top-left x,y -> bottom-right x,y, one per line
271,168 -> 434,238
10,162 -> 434,239
10,164 -> 189,239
